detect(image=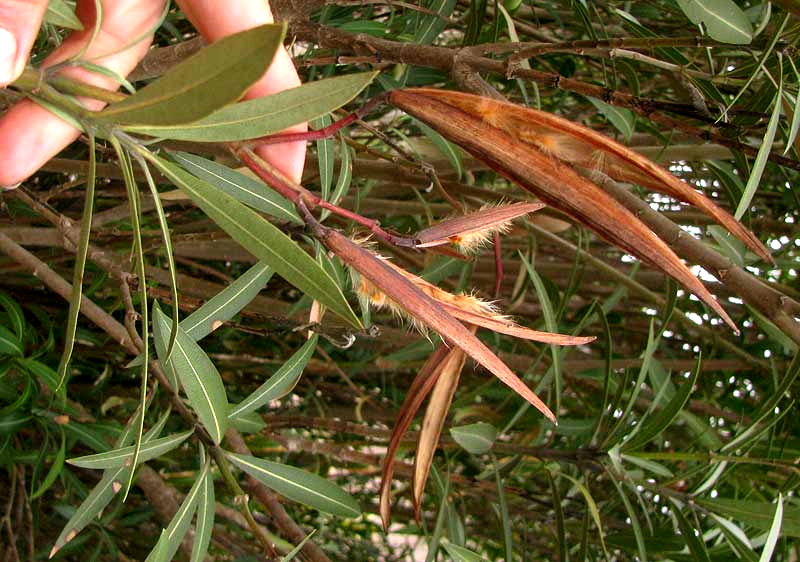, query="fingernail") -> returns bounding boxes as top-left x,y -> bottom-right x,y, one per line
0,27 -> 19,86
1,181 -> 22,190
